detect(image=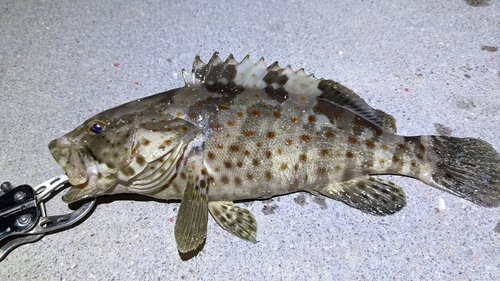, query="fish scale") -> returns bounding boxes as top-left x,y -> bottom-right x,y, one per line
48,52 -> 500,256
